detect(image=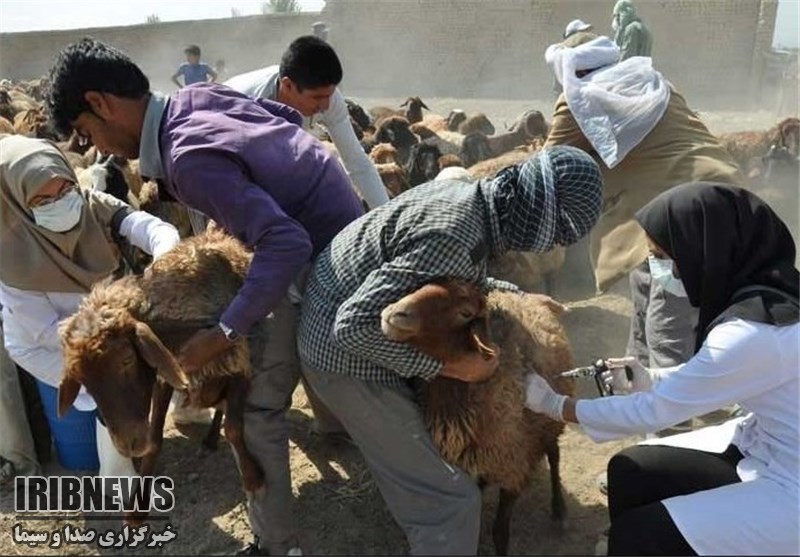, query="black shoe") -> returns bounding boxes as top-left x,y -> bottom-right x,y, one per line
236,537 -> 269,556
